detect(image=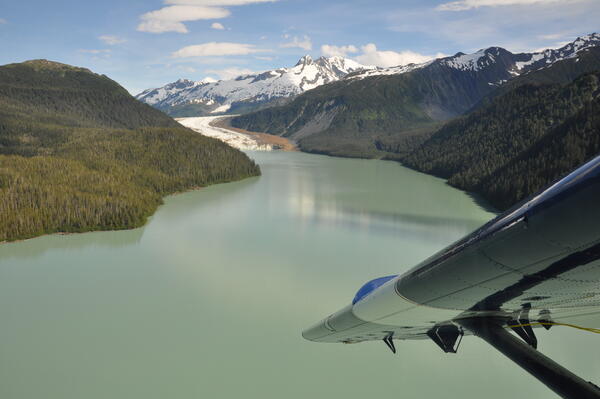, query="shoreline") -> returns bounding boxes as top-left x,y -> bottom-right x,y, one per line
212,119 -> 497,212
0,179 -> 253,245
0,147 -> 495,246
210,117 -> 298,152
